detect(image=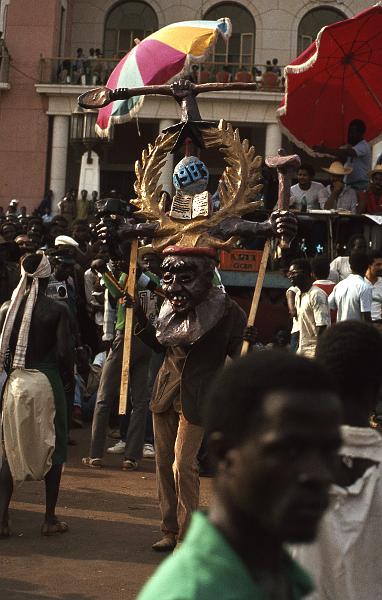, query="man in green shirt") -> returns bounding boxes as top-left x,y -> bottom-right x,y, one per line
82,257 -> 161,470
138,351 -> 341,599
